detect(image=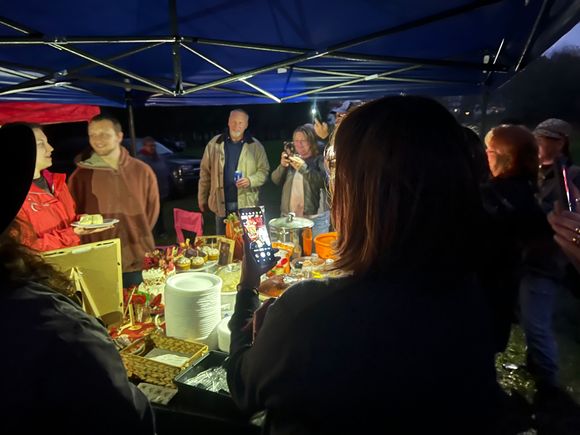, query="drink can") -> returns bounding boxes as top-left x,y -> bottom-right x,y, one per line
234,171 -> 243,182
